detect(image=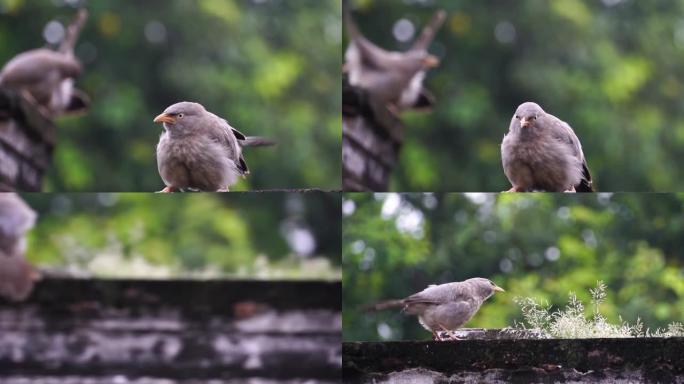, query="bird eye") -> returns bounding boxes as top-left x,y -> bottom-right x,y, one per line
515,115 -> 520,119
178,113 -> 184,118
